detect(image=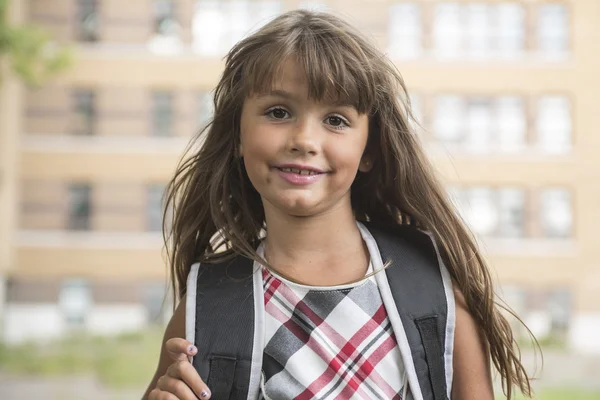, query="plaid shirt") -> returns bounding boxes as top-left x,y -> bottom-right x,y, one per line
259,266 -> 407,400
